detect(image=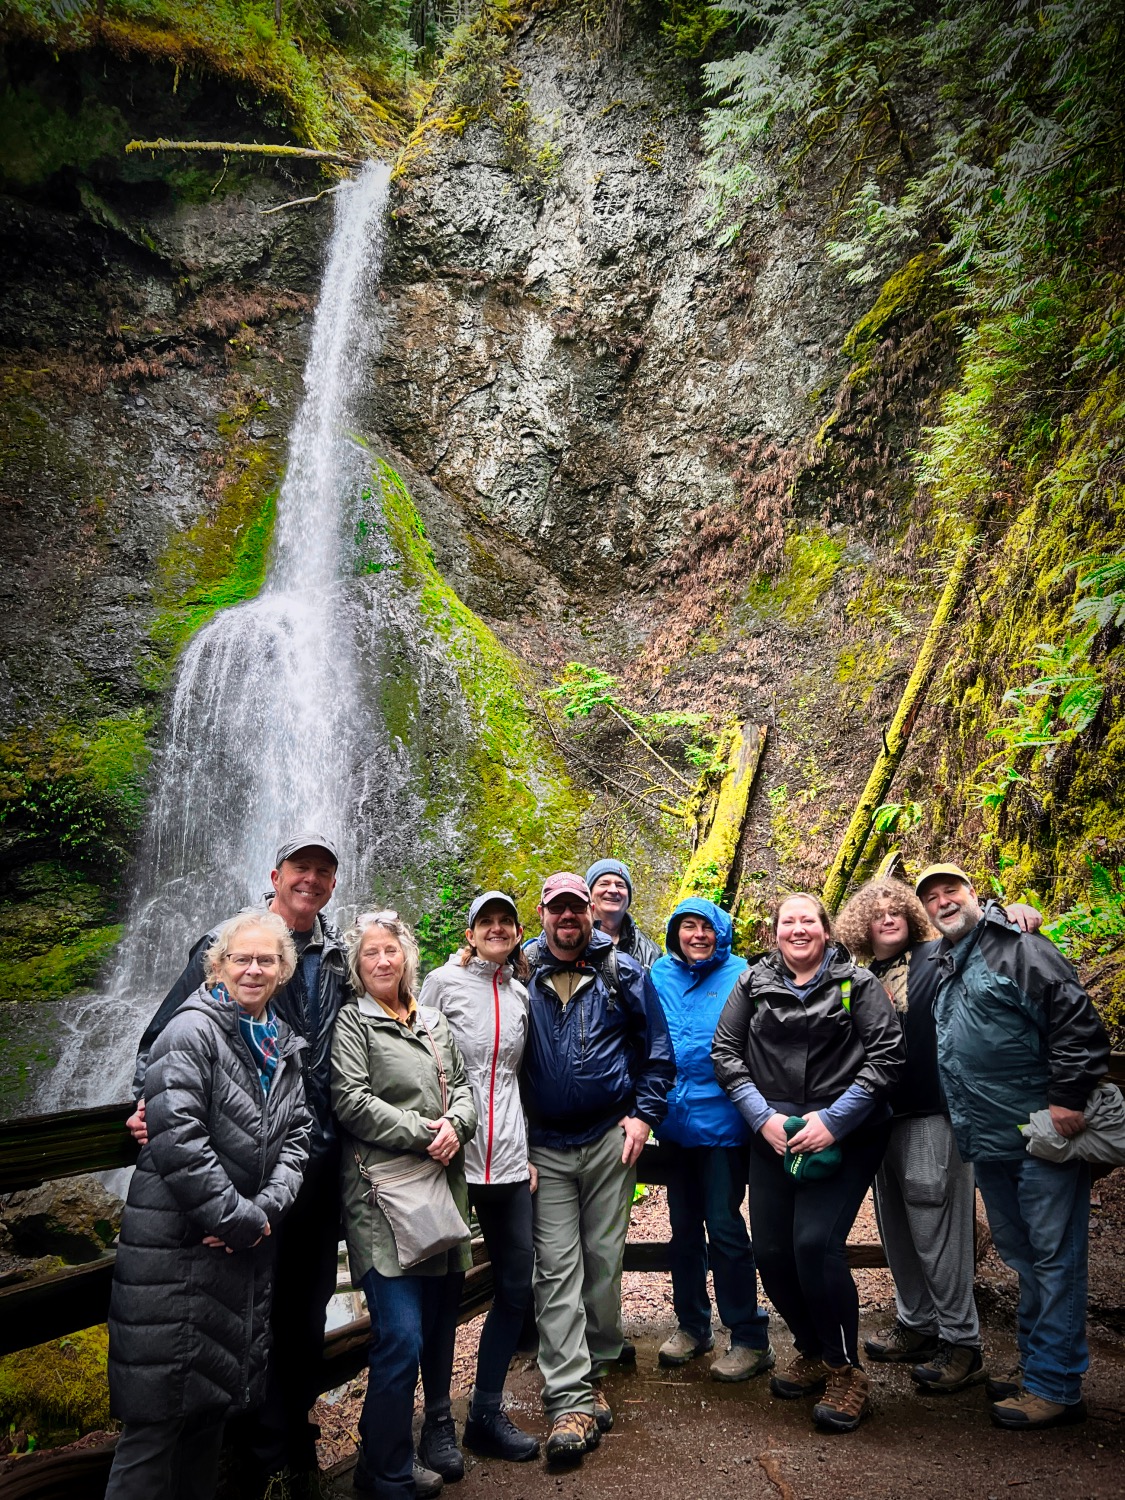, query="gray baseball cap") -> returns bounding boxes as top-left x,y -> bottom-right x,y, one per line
274,831 -> 339,868
467,890 -> 520,928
